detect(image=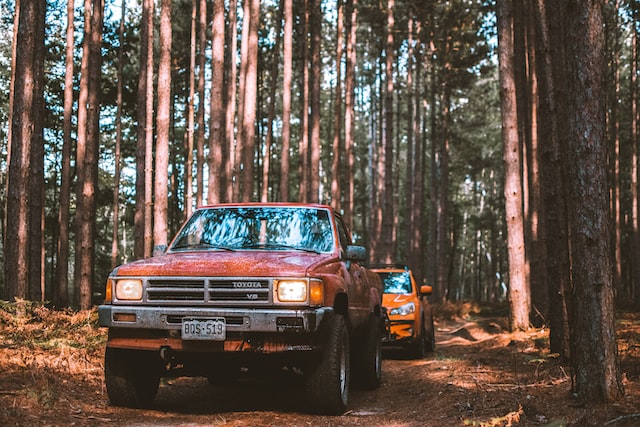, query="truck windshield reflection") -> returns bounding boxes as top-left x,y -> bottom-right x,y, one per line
171,206 -> 335,254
